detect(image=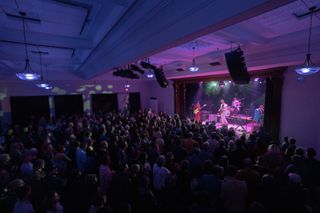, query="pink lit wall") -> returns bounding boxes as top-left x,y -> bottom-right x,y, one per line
280,68 -> 320,153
